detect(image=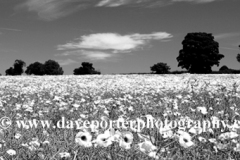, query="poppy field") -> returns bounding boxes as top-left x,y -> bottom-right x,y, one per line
1,74 -> 240,160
